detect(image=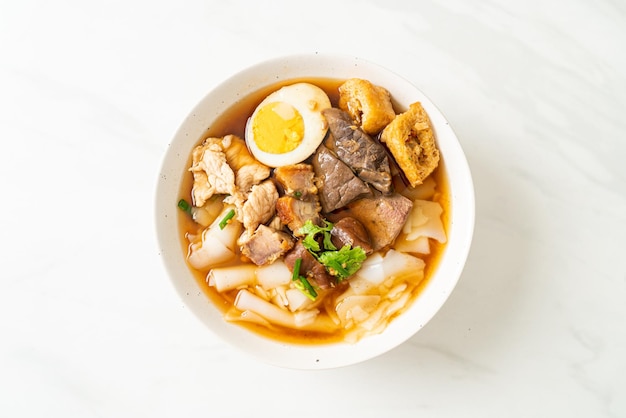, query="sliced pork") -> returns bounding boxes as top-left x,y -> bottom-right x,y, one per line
220,135 -> 271,193
330,217 -> 373,255
189,139 -> 236,207
322,108 -> 392,193
331,193 -> 413,251
240,179 -> 278,232
312,143 -> 371,213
